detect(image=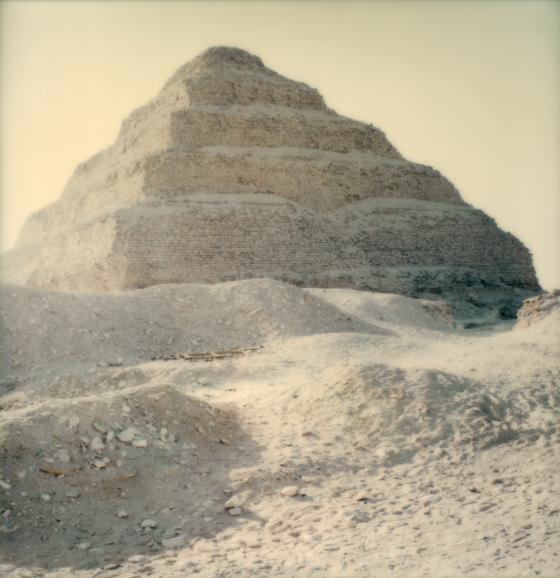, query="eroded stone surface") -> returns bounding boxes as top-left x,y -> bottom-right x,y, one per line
1,46 -> 540,316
